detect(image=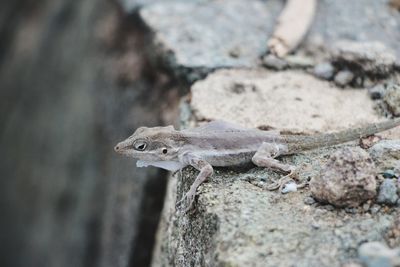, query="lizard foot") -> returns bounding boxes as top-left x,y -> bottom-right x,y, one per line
265,166 -> 297,191
266,165 -> 308,193
176,189 -> 197,213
